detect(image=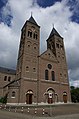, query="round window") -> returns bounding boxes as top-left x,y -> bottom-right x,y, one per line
48,64 -> 52,69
